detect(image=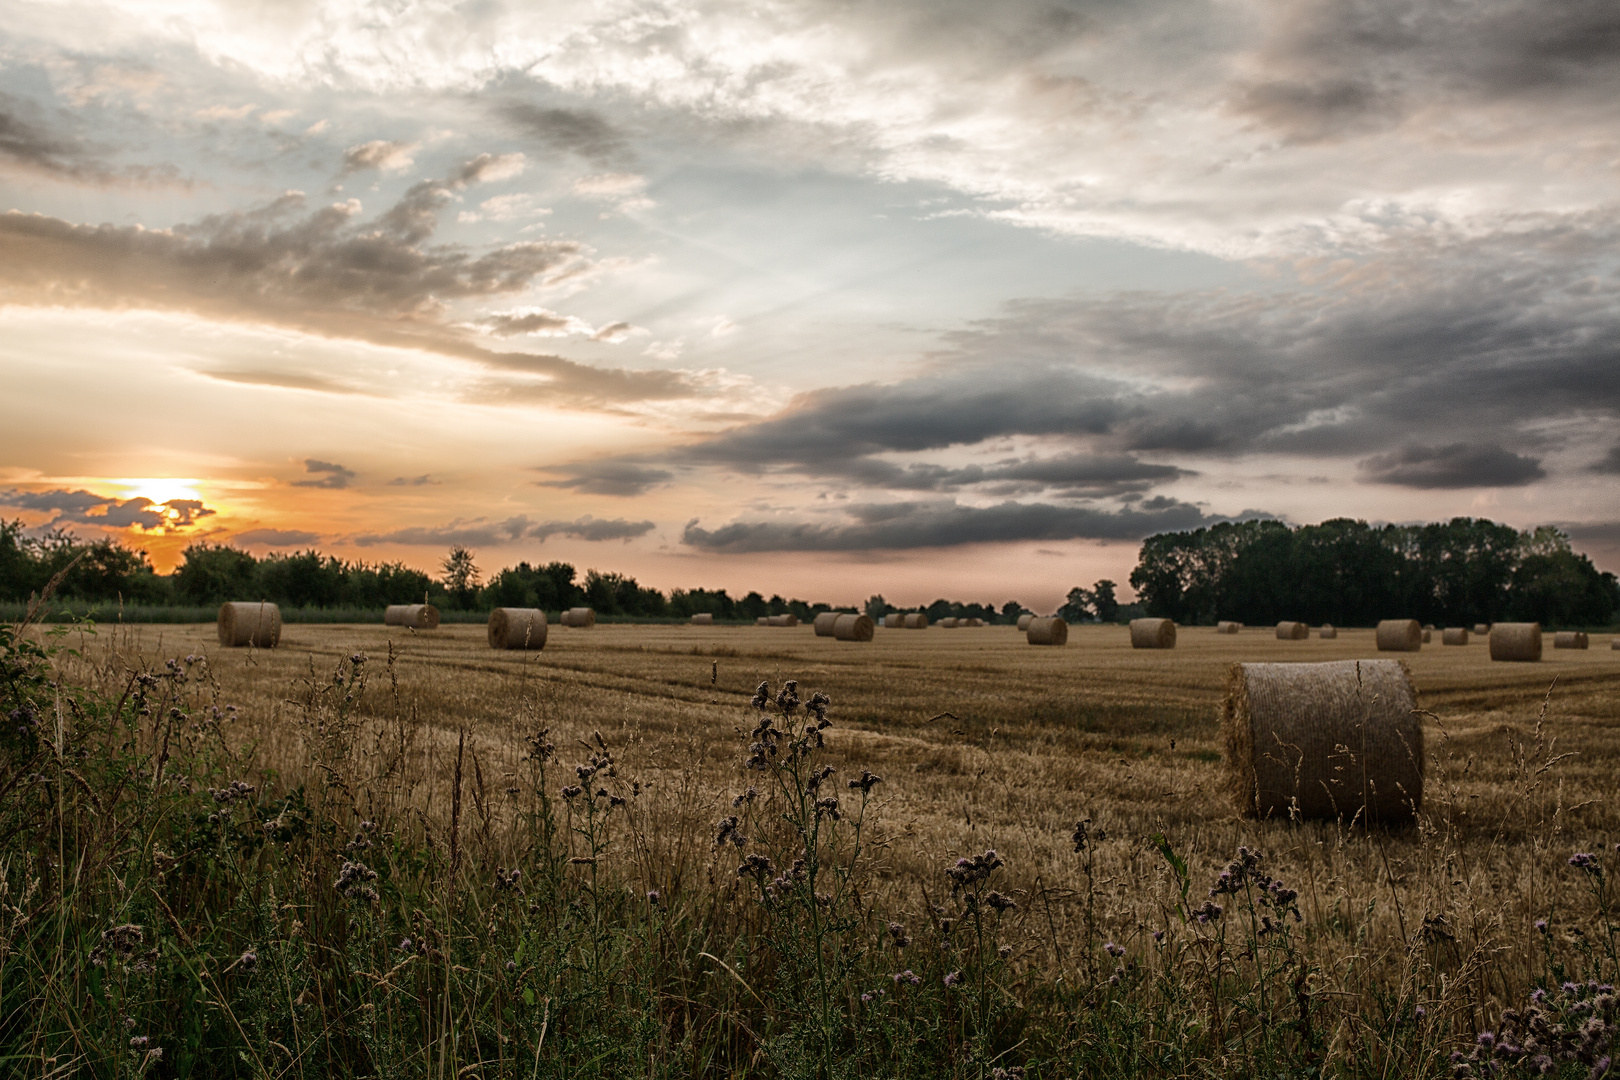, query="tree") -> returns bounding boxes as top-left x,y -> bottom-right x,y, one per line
1090,580 -> 1120,623
1509,550 -> 1619,627
1058,587 -> 1094,623
864,594 -> 890,621
441,547 -> 480,609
